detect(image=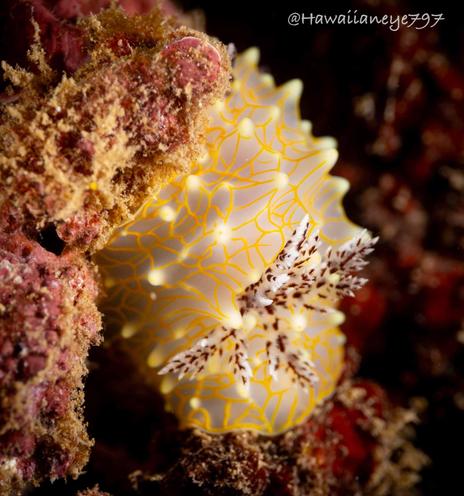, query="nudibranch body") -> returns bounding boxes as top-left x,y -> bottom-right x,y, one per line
98,48 -> 376,435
